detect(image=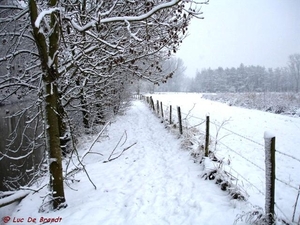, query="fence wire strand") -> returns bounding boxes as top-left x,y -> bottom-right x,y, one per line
218,141 -> 265,172
210,120 -> 265,147
276,150 -> 300,164
226,164 -> 265,196
275,177 -> 299,191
